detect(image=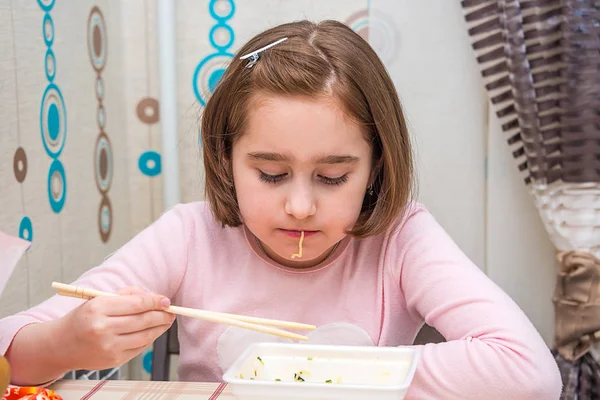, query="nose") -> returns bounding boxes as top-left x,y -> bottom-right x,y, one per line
284,180 -> 317,220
